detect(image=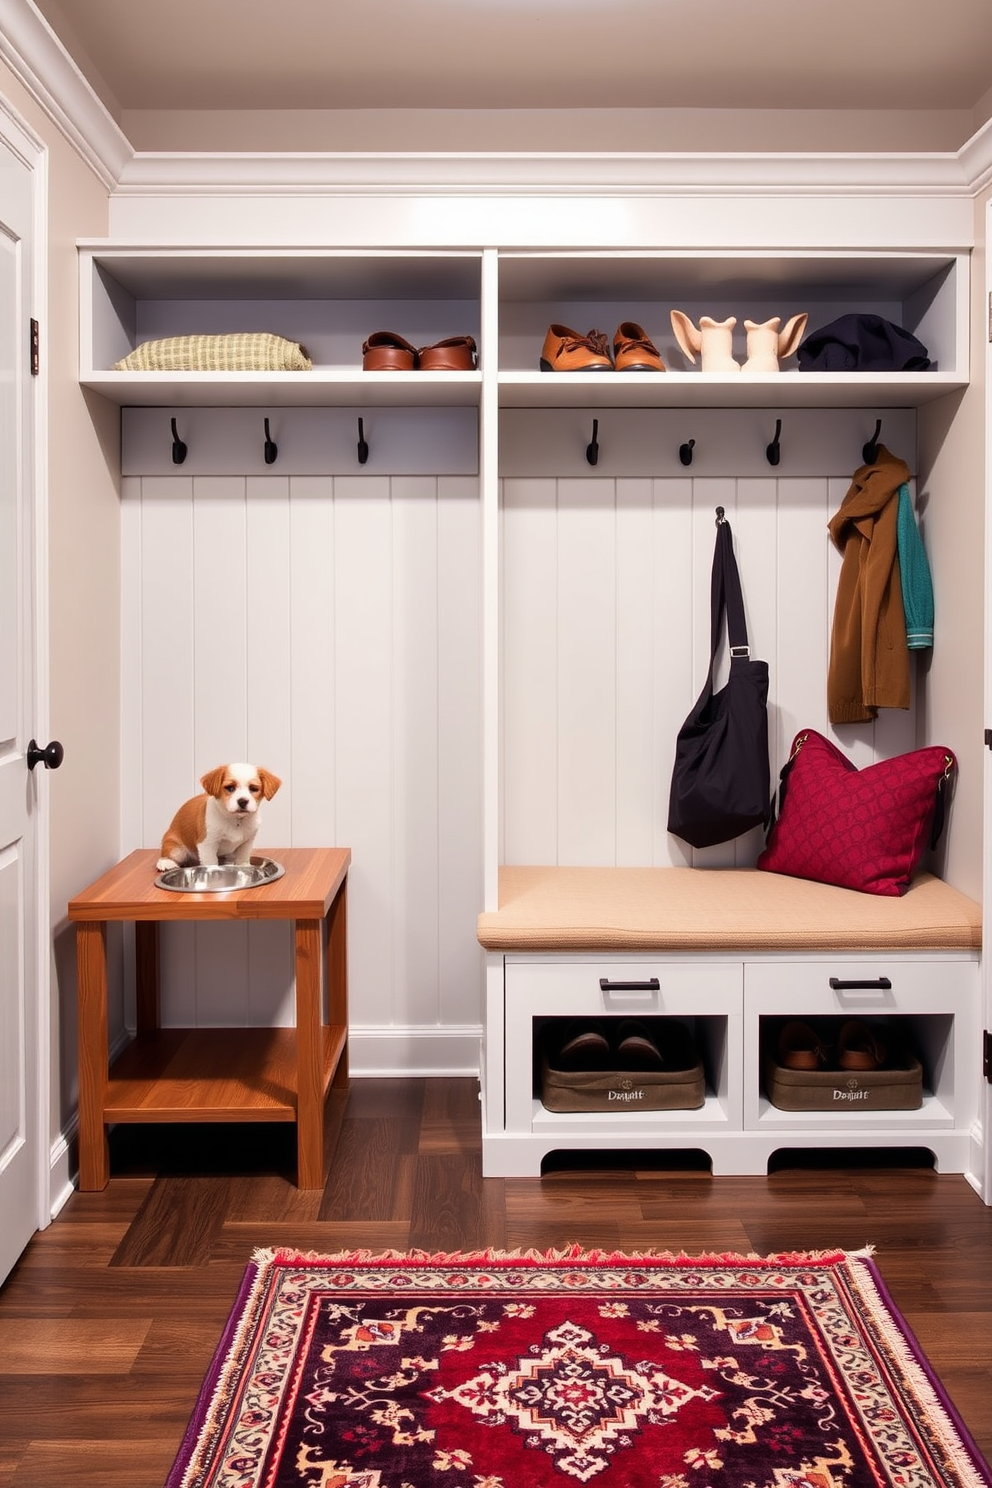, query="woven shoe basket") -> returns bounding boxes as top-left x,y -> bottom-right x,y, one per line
764,1053 -> 923,1111
541,1022 -> 705,1113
